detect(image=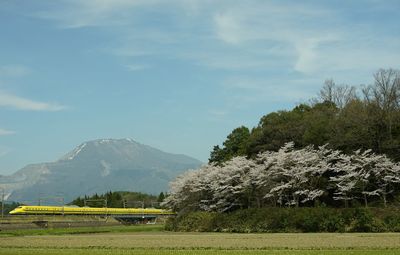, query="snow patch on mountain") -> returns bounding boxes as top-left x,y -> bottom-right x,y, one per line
61,143 -> 87,161
99,139 -> 112,144
100,160 -> 111,177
